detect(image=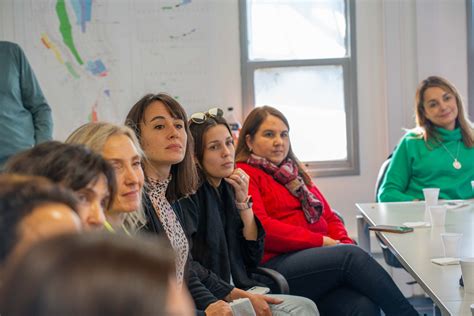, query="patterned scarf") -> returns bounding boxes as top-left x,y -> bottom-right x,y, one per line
247,154 -> 322,223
